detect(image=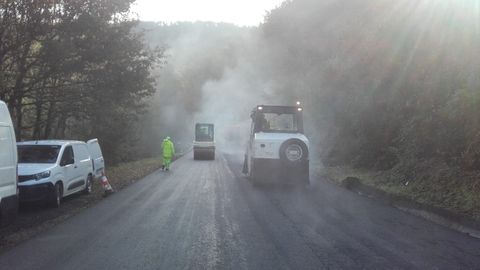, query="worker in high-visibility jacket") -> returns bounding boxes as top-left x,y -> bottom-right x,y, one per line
161,136 -> 175,171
